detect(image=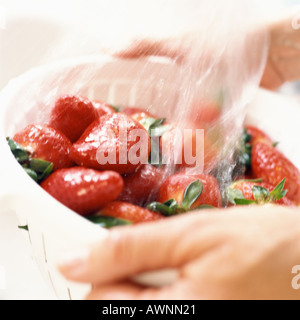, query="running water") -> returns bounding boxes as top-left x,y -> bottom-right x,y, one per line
117,0 -> 271,200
